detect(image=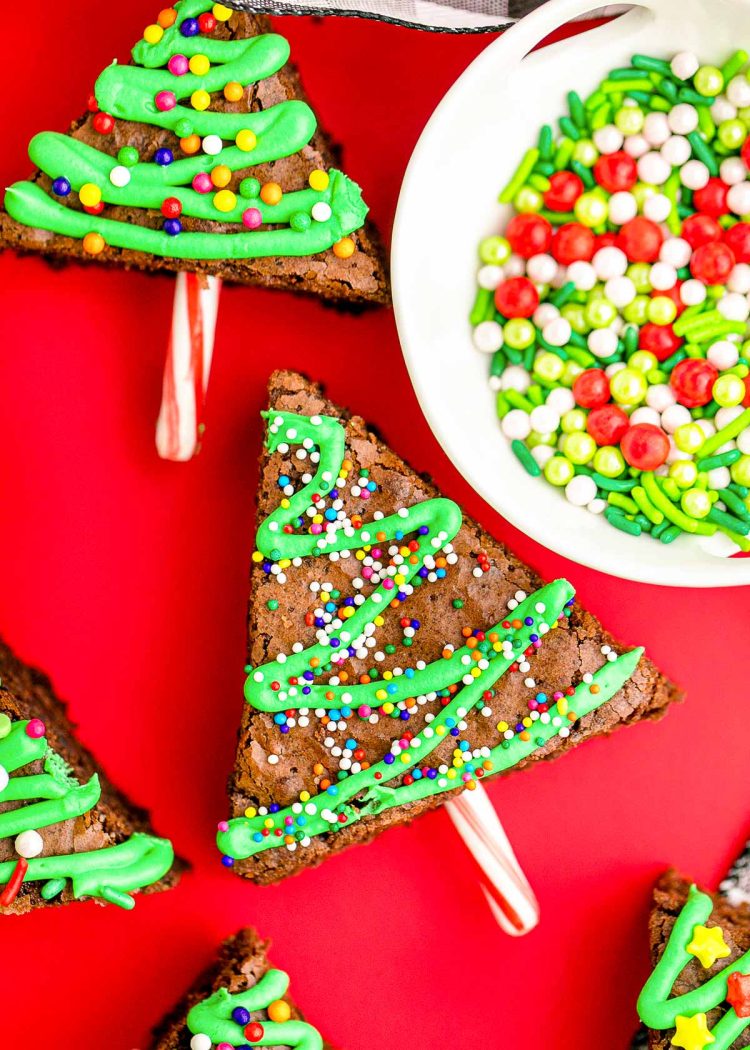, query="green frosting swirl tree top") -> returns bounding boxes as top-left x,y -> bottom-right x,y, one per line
4,0 -> 368,262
